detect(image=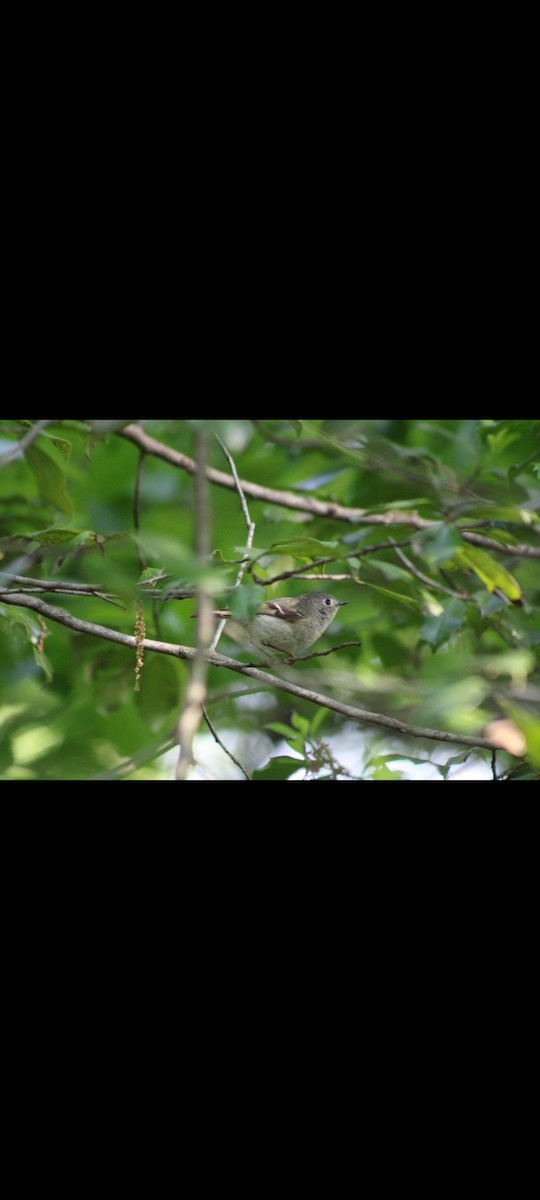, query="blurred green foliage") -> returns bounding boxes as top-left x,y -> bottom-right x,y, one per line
1,418 -> 539,781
